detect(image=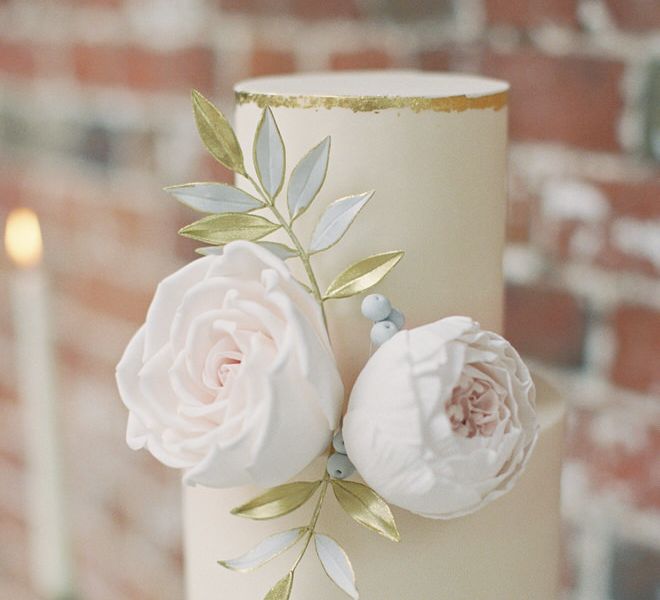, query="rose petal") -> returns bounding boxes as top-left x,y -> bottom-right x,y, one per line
143,257 -> 213,359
